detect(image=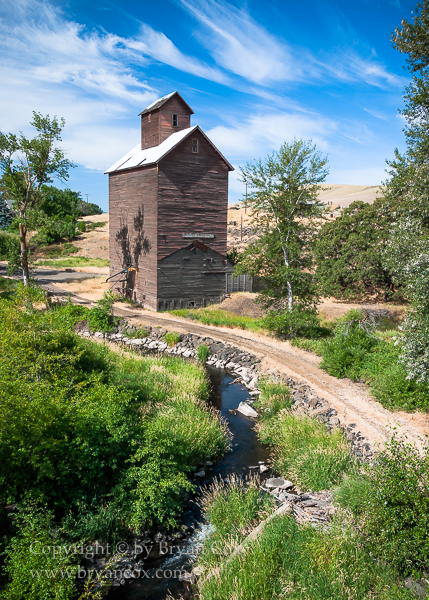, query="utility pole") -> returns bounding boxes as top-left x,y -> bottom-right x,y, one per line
85,194 -> 89,202
245,182 -> 247,215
